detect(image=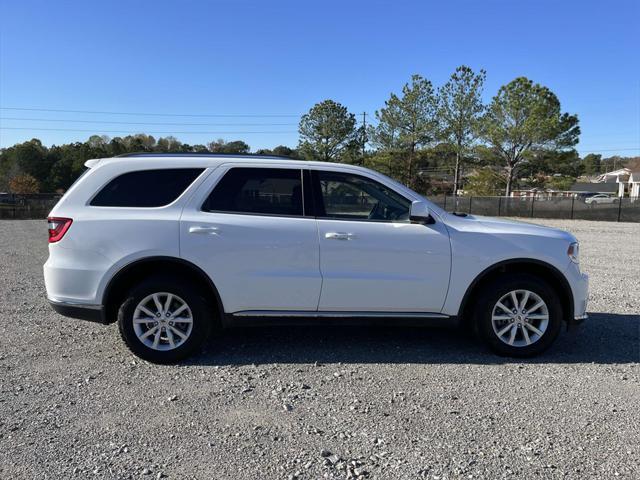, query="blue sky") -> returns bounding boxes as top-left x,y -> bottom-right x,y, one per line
1,0 -> 638,157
